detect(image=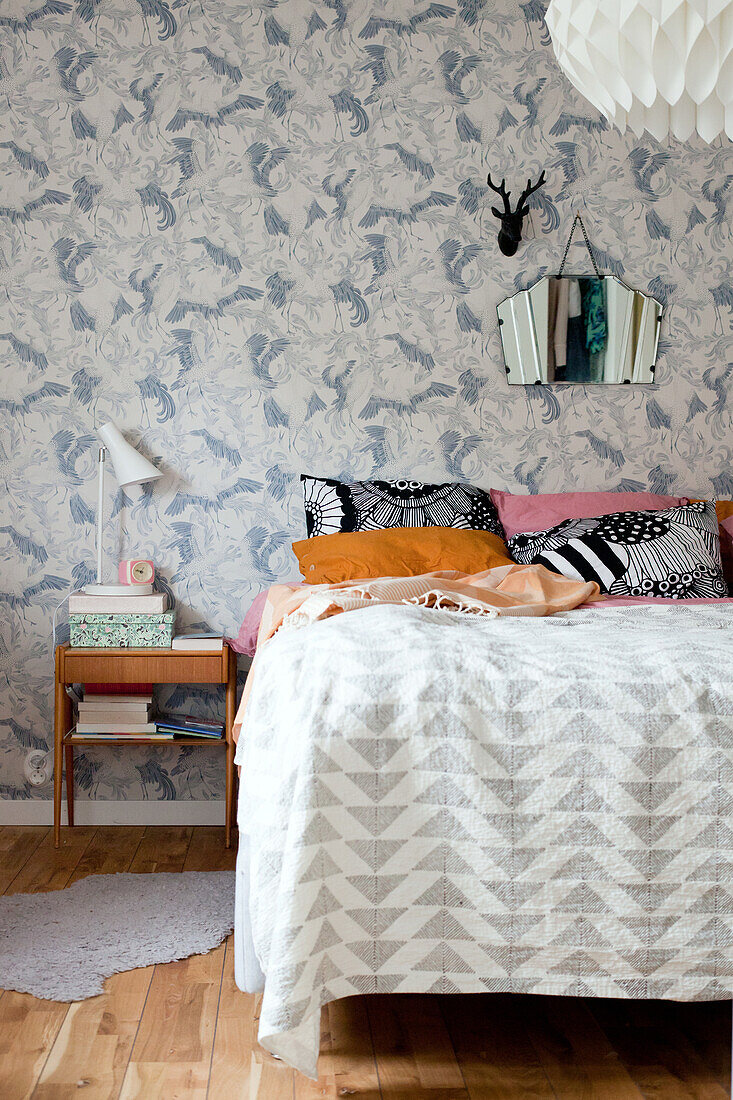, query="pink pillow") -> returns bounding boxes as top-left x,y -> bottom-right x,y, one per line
491,489 -> 687,539
230,591 -> 270,656
230,584 -> 306,656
